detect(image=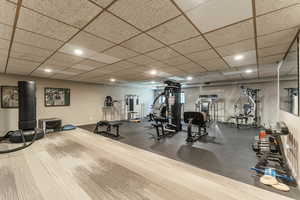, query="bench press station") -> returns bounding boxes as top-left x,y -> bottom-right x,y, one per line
94,121 -> 122,137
